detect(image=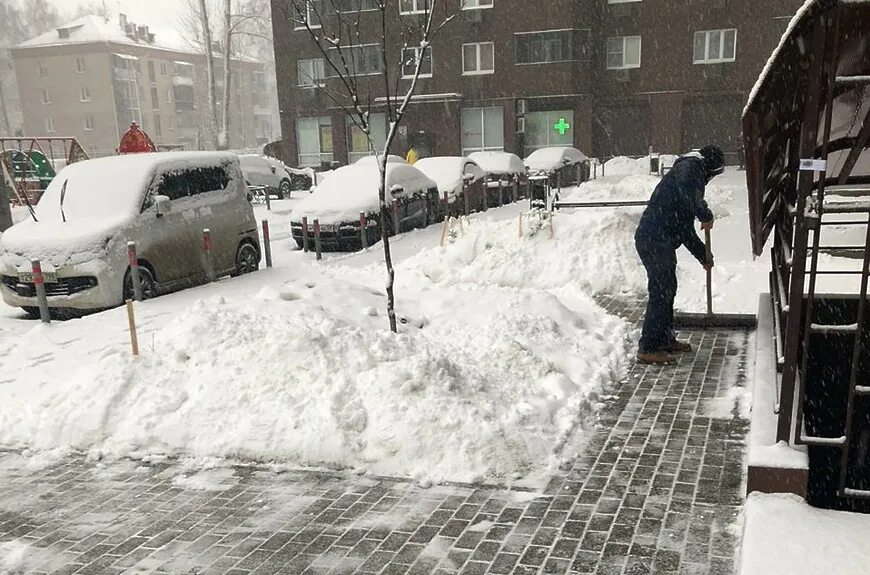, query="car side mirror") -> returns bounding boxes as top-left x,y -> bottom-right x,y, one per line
155,195 -> 171,218
562,158 -> 571,166
270,166 -> 276,174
